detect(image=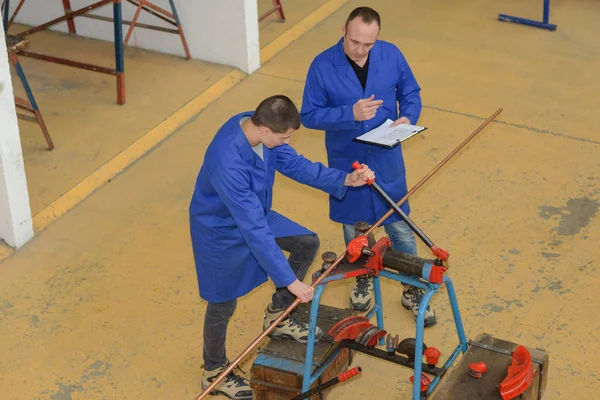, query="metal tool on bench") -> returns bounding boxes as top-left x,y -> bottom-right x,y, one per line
350,160 -> 449,266
300,114 -> 515,398
193,108 -> 503,400
433,333 -> 547,400
290,366 -> 362,400
302,218 -> 466,399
